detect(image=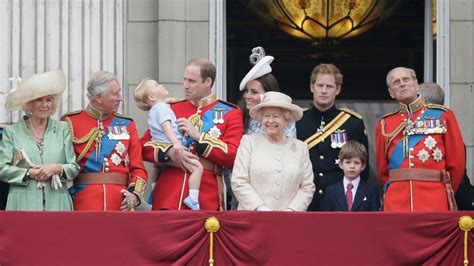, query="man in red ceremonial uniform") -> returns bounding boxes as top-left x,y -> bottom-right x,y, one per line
375,67 -> 465,211
141,58 -> 243,210
63,71 -> 147,211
